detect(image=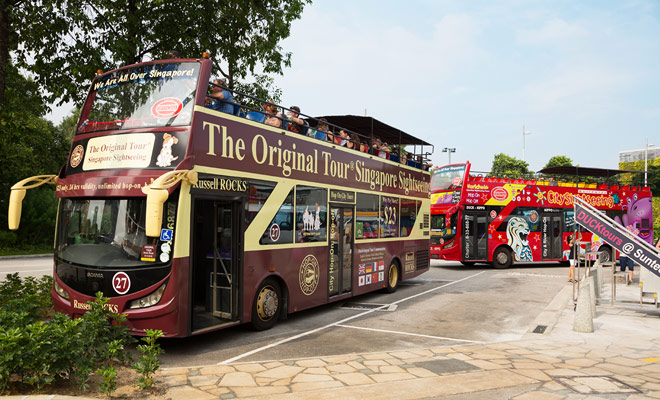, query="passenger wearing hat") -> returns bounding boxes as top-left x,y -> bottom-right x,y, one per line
286,106 -> 306,134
